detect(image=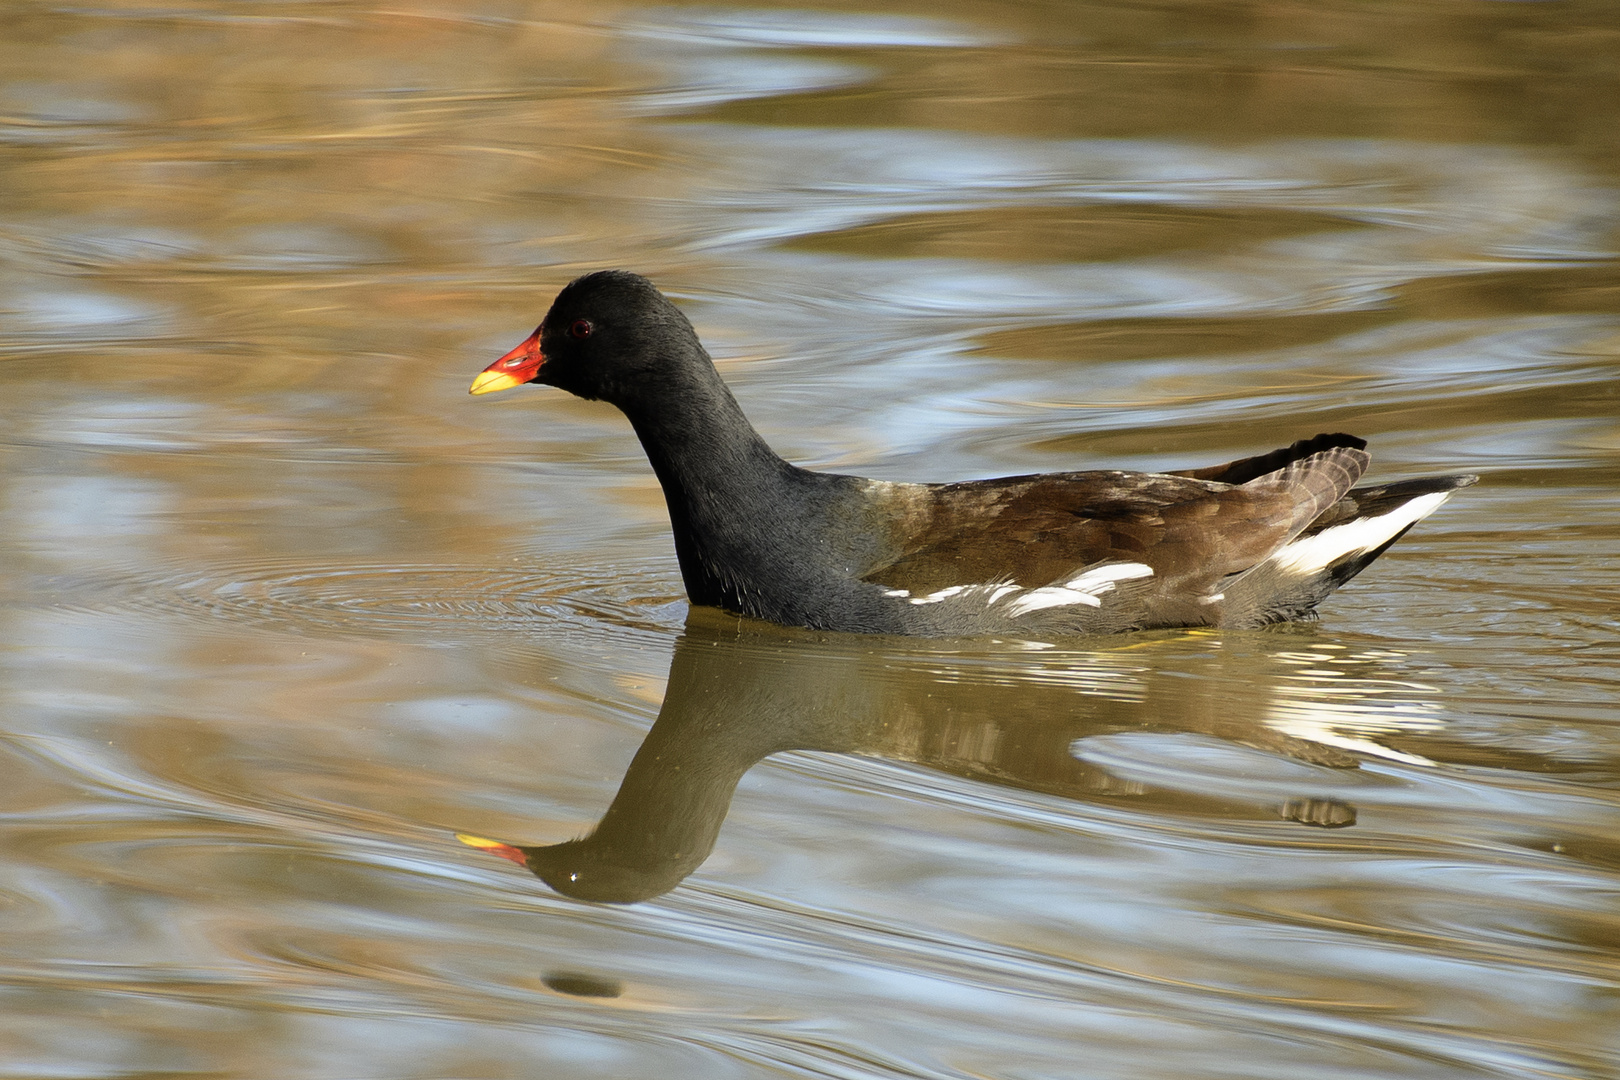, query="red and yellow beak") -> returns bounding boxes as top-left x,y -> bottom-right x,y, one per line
470,329 -> 544,395
455,832 -> 530,867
